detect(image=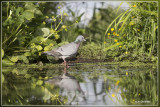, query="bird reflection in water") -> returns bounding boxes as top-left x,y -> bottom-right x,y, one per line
45,71 -> 86,105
